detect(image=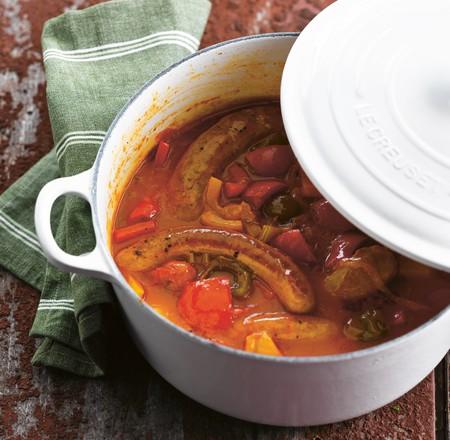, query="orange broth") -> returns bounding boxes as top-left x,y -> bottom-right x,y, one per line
112,102 -> 450,357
